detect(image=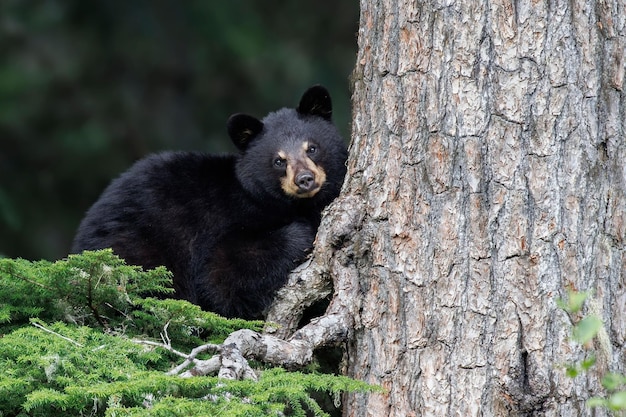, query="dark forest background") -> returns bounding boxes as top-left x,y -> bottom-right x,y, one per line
0,0 -> 359,260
